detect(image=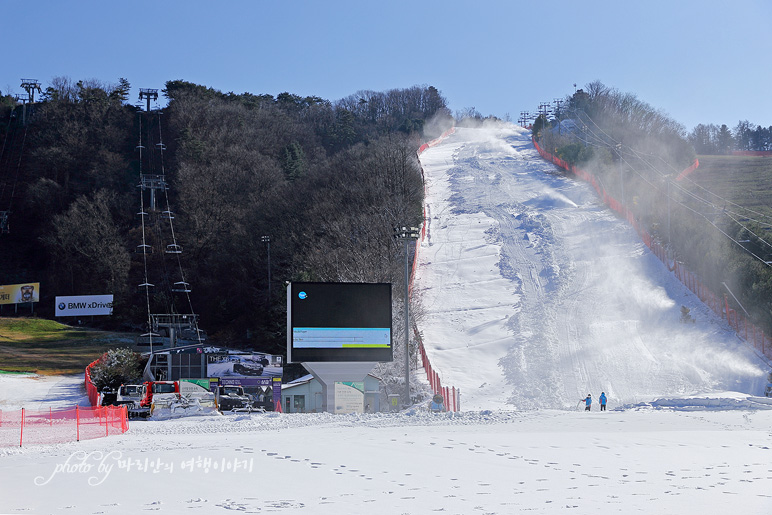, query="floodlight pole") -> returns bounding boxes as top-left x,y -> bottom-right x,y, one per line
395,225 -> 420,406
